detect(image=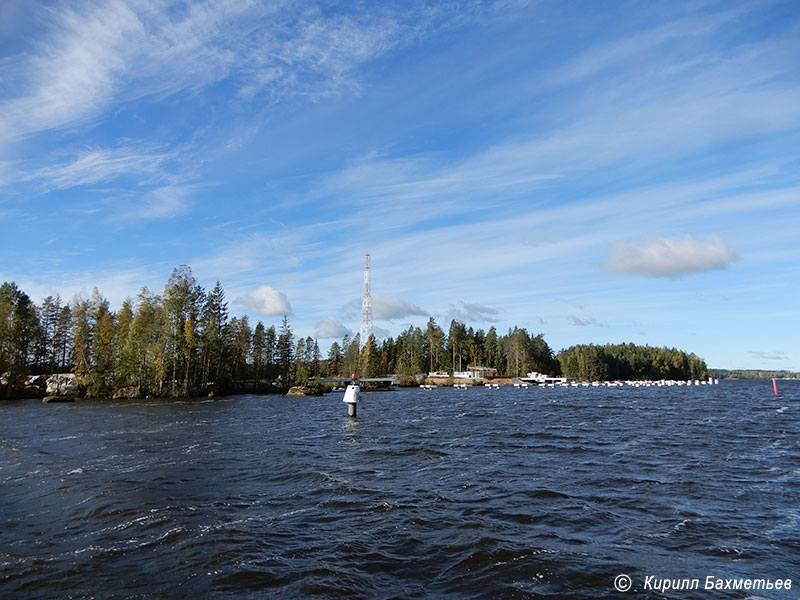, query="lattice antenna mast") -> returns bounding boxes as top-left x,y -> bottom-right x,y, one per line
360,251 -> 372,349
